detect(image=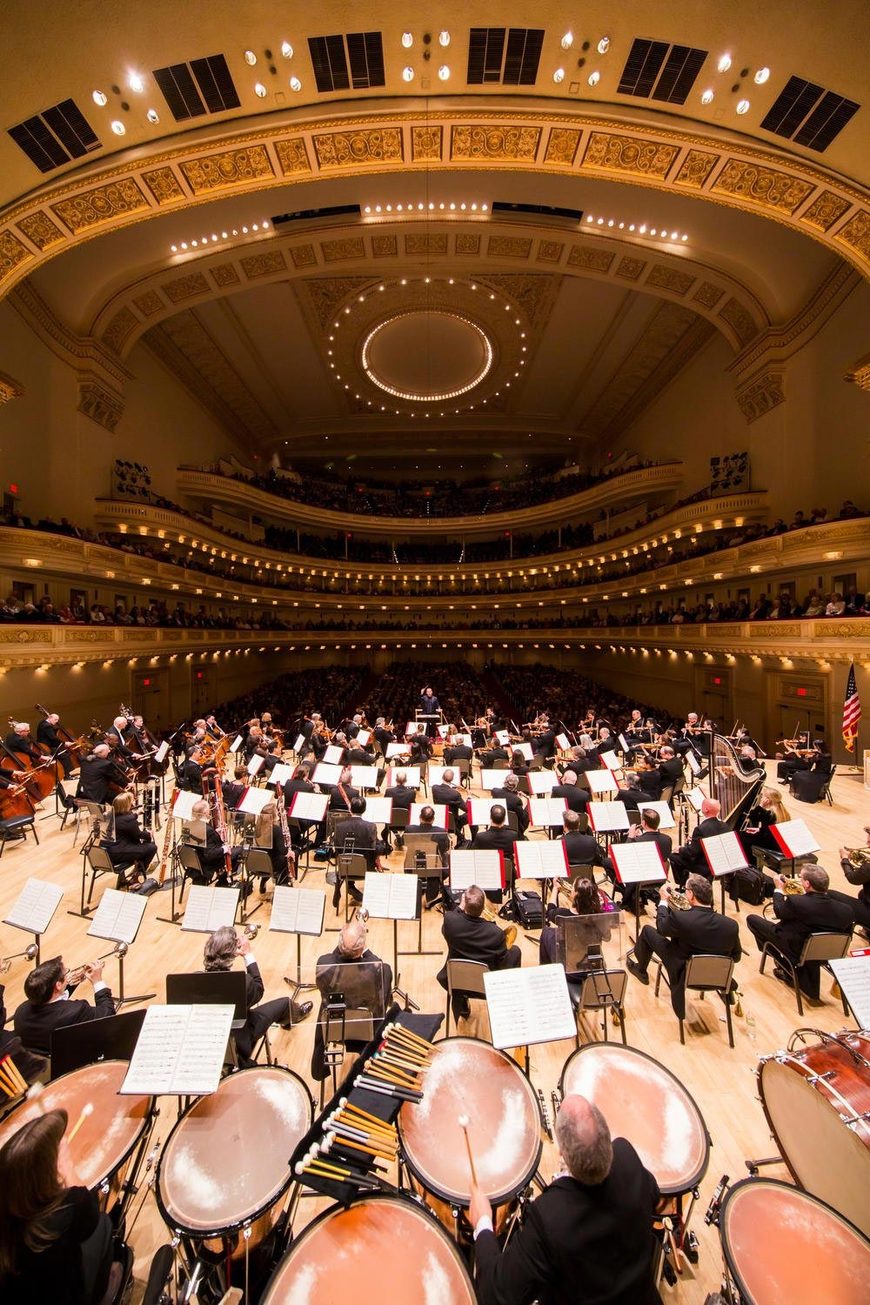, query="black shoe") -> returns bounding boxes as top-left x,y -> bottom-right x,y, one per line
626,958 -> 649,986
290,1000 -> 313,1023
771,965 -> 793,985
